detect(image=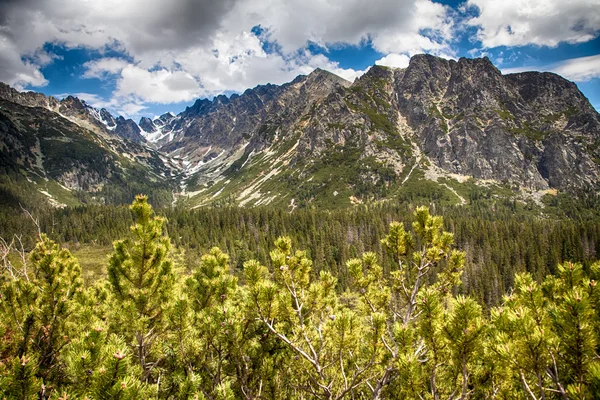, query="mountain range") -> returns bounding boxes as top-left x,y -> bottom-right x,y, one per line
1,54 -> 599,210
